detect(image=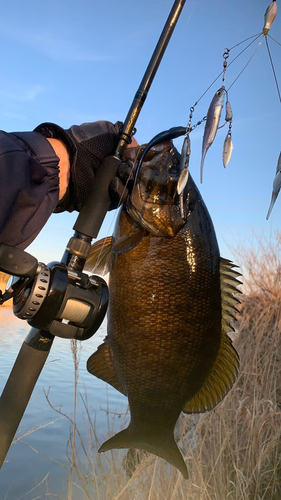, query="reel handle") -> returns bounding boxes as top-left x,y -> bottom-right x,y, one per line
0,244 -> 38,278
